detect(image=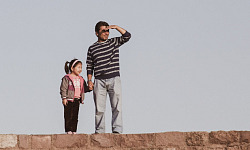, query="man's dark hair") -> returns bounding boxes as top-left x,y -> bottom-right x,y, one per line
95,21 -> 109,33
